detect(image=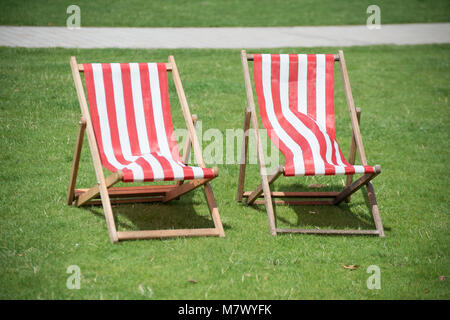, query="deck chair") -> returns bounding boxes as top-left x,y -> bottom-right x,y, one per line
67,56 -> 225,243
237,50 -> 385,237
